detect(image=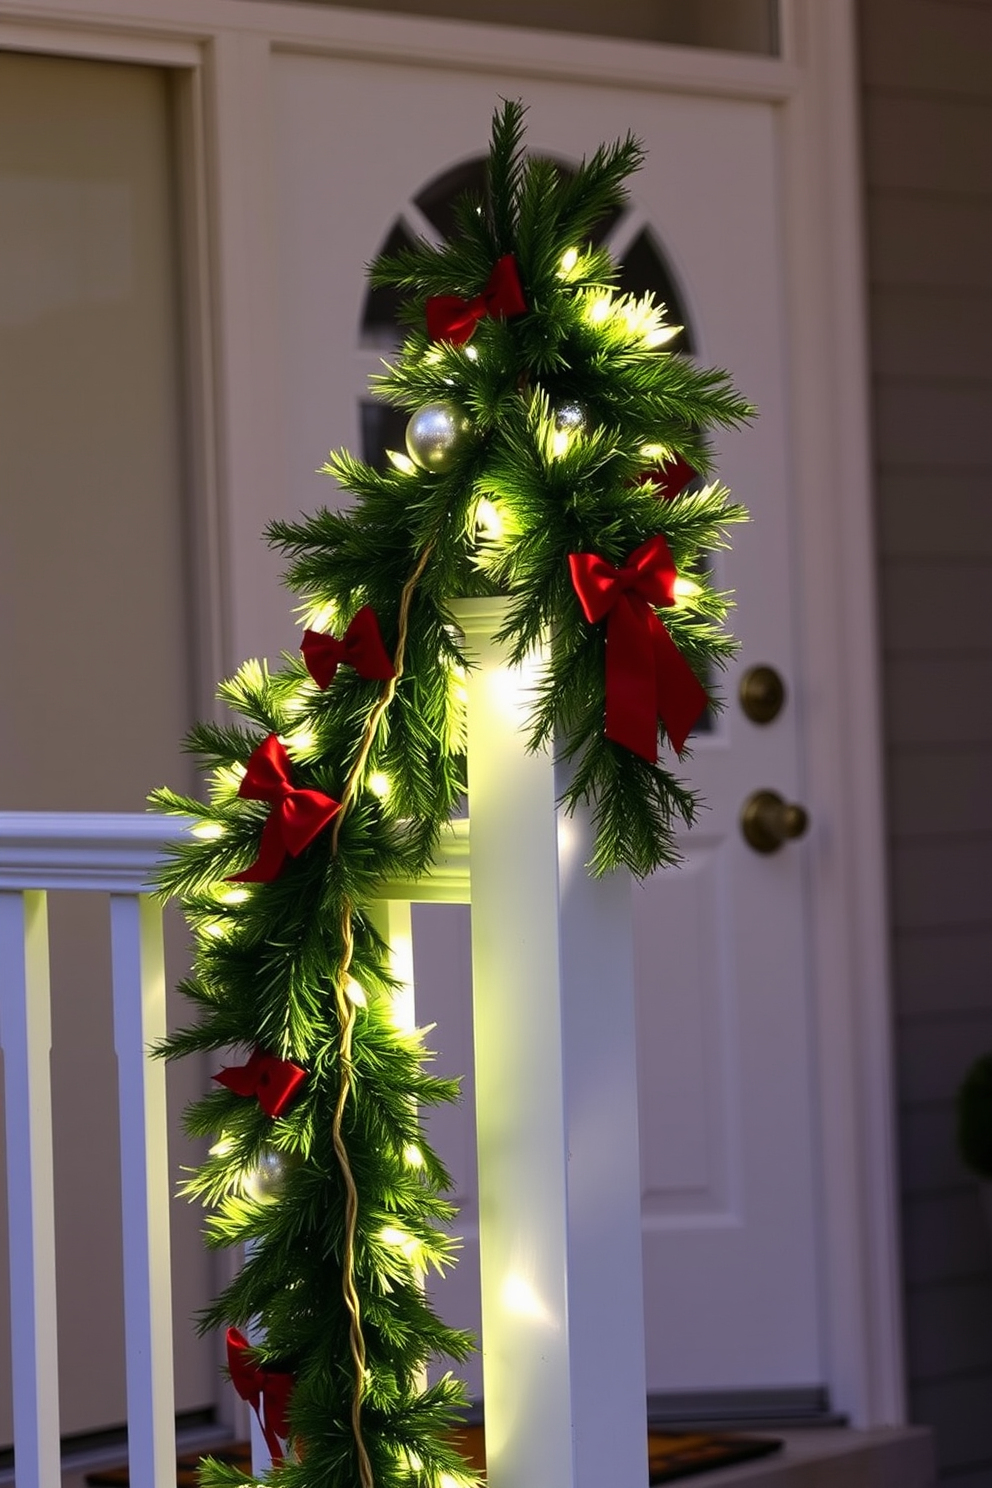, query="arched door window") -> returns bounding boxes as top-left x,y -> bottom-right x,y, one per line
358,154 -> 695,470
